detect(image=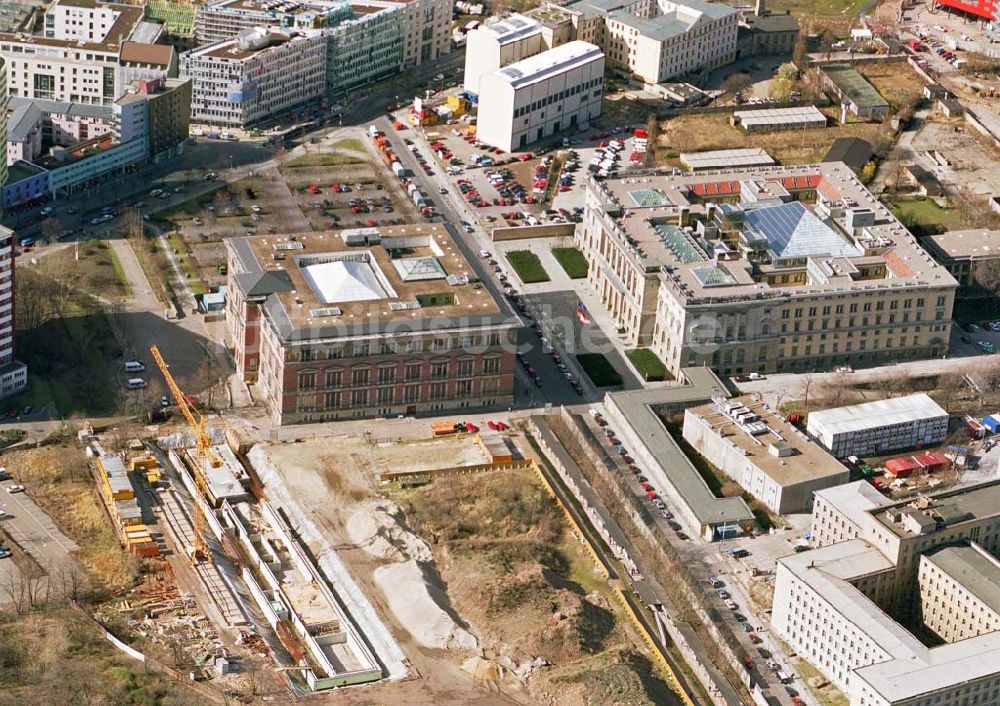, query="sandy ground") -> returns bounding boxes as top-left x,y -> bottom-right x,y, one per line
256,437 -> 523,705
